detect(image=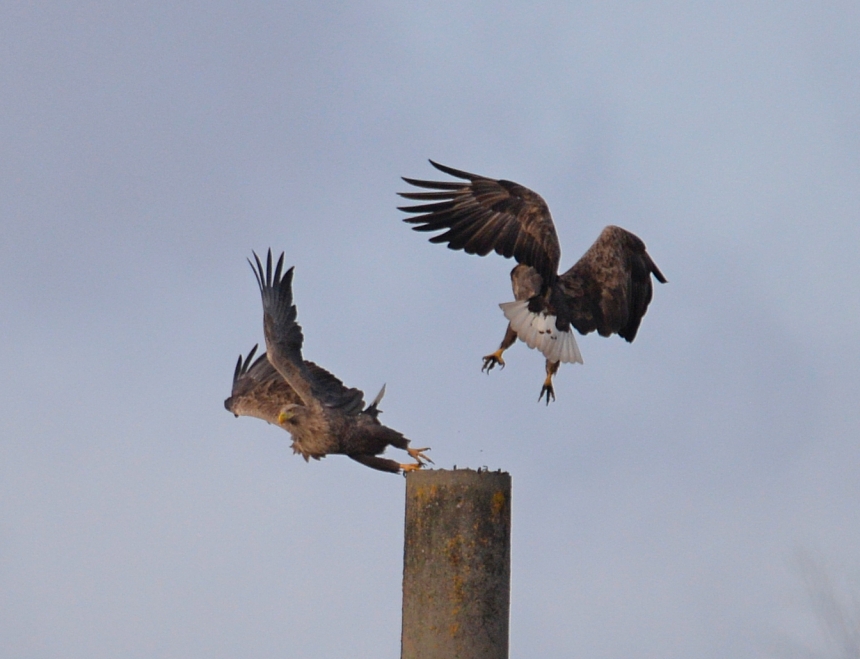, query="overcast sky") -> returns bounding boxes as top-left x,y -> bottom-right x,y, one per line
2,2 -> 859,658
